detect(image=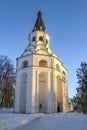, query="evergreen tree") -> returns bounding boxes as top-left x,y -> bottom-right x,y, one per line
76,61 -> 87,113
0,55 -> 15,108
